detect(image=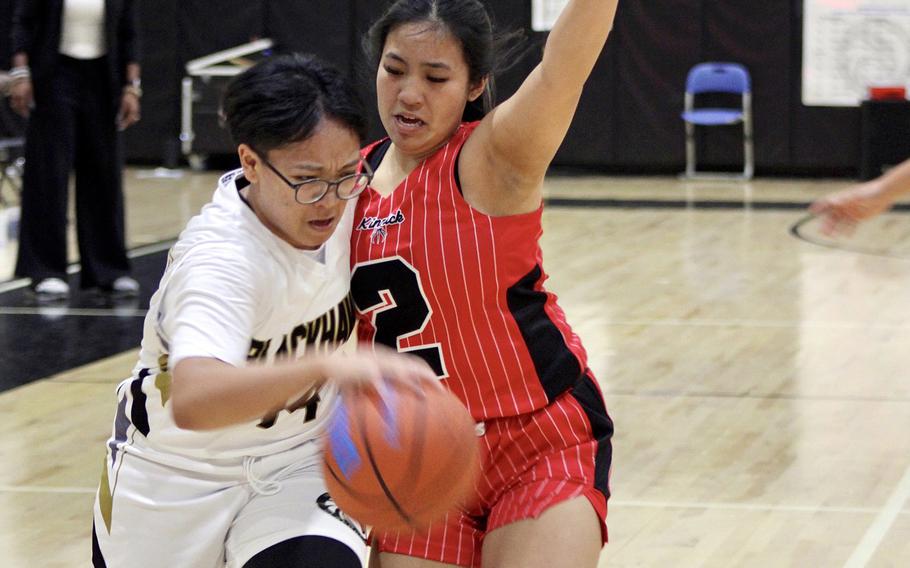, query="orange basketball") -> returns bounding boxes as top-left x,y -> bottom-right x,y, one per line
322,381 -> 480,531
